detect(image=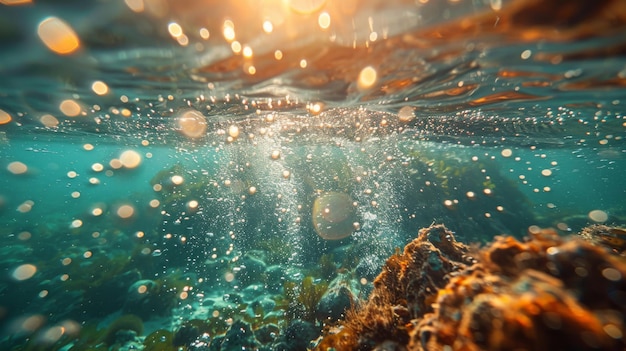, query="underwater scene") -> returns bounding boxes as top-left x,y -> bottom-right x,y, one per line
1,0 -> 625,350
